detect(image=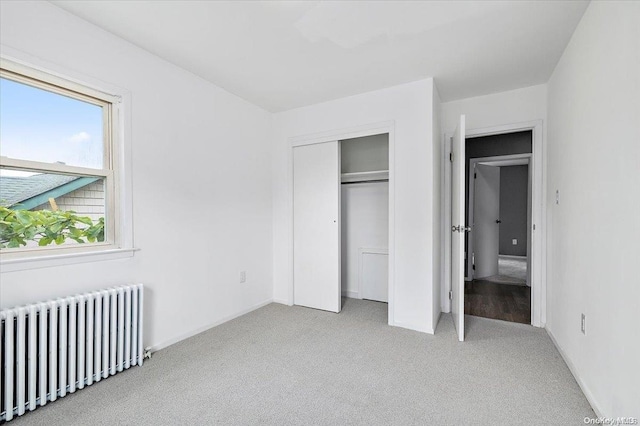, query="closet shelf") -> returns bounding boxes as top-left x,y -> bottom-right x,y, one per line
341,170 -> 389,183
